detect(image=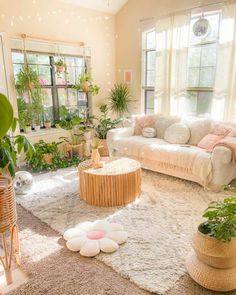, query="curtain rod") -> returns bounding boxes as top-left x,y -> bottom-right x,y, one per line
19,33 -> 85,47
139,0 -> 231,23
